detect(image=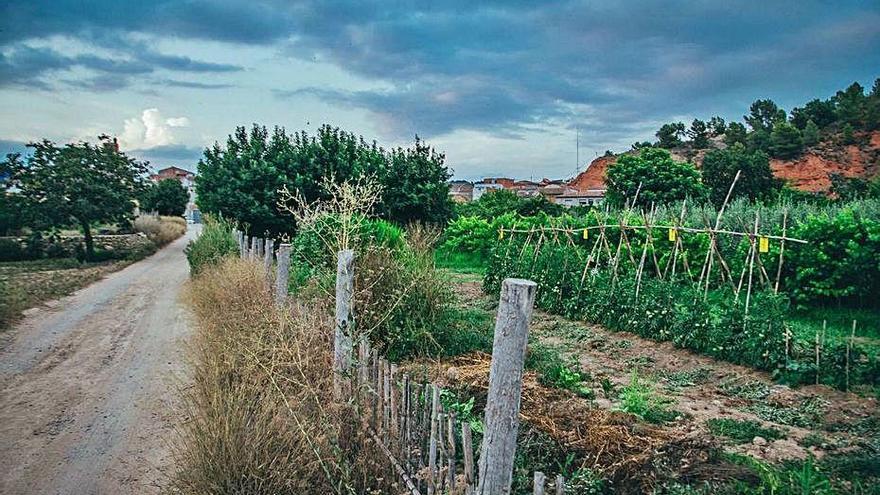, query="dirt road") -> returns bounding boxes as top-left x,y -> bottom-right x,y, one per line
0,228 -> 196,495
